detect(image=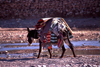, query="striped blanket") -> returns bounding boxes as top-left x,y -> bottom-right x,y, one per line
42,31 -> 64,48
35,18 -> 72,49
